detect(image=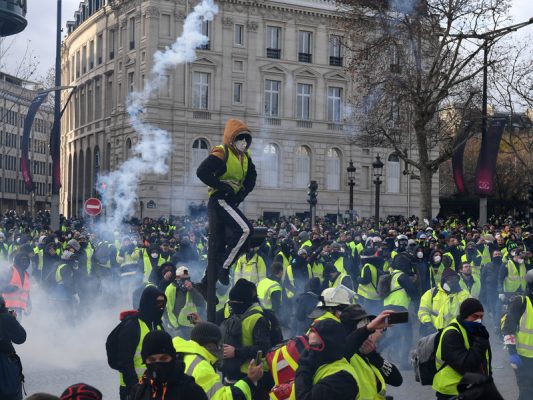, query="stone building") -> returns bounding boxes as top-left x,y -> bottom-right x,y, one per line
61,0 -> 439,220
0,72 -> 53,213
